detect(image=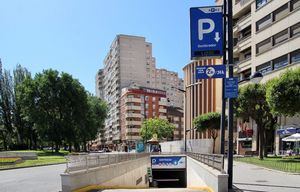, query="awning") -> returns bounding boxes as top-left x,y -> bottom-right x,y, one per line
238,137 -> 252,141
